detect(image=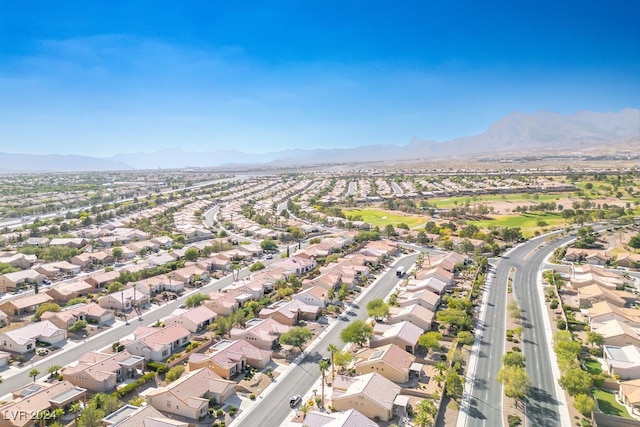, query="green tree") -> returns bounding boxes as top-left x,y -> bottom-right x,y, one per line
69,319 -> 88,333
106,281 -> 124,294
260,238 -> 278,252
629,234 -> 640,250
340,320 -> 373,347
279,326 -> 313,352
185,293 -> 209,307
573,393 -> 596,416
418,331 -> 442,352
69,402 -> 82,425
34,302 -> 61,321
327,344 -> 338,381
413,399 -> 437,427
337,284 -> 349,304
586,331 -> 605,348
497,365 -> 529,407
445,368 -> 463,400
366,298 -> 389,319
249,262 -> 266,272
559,367 -> 593,396
456,330 -> 474,346
333,350 -> 353,374
29,368 -> 40,382
502,351 -> 526,368
111,247 -> 123,263
185,247 -> 199,262
166,365 -> 186,383
78,404 -> 105,427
